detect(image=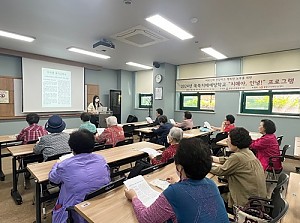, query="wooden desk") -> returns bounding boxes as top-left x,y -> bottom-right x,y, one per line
135,128 -> 212,142
7,144 -> 36,204
182,129 -> 212,138
0,134 -> 21,181
282,172 -> 300,223
27,141 -> 164,223
75,163 -> 224,223
216,132 -> 262,147
121,121 -> 149,128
